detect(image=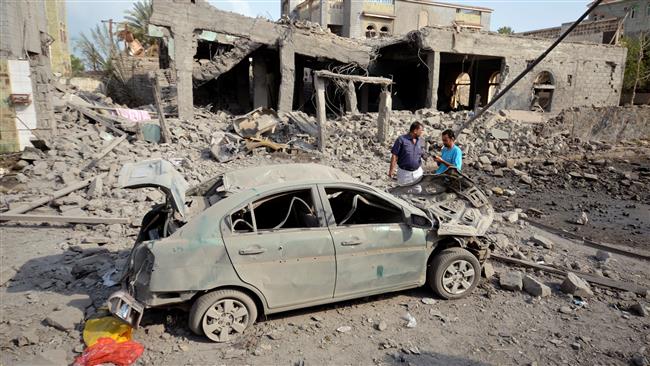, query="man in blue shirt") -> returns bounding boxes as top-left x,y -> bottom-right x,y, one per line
434,129 -> 463,174
389,122 -> 425,185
